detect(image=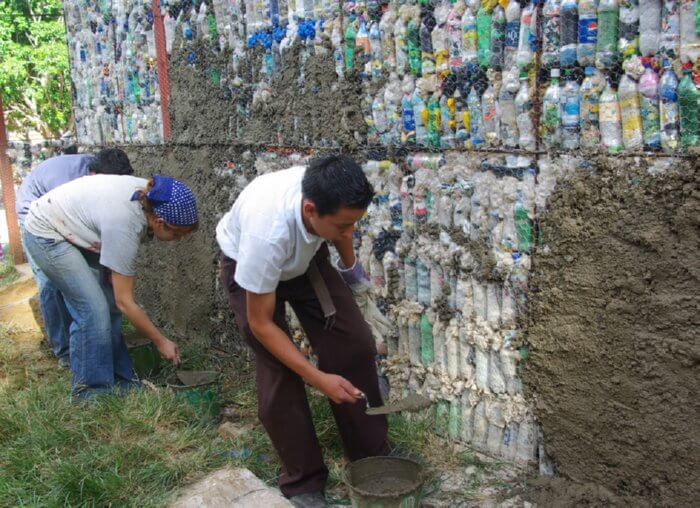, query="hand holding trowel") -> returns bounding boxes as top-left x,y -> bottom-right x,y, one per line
359,392 -> 432,415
